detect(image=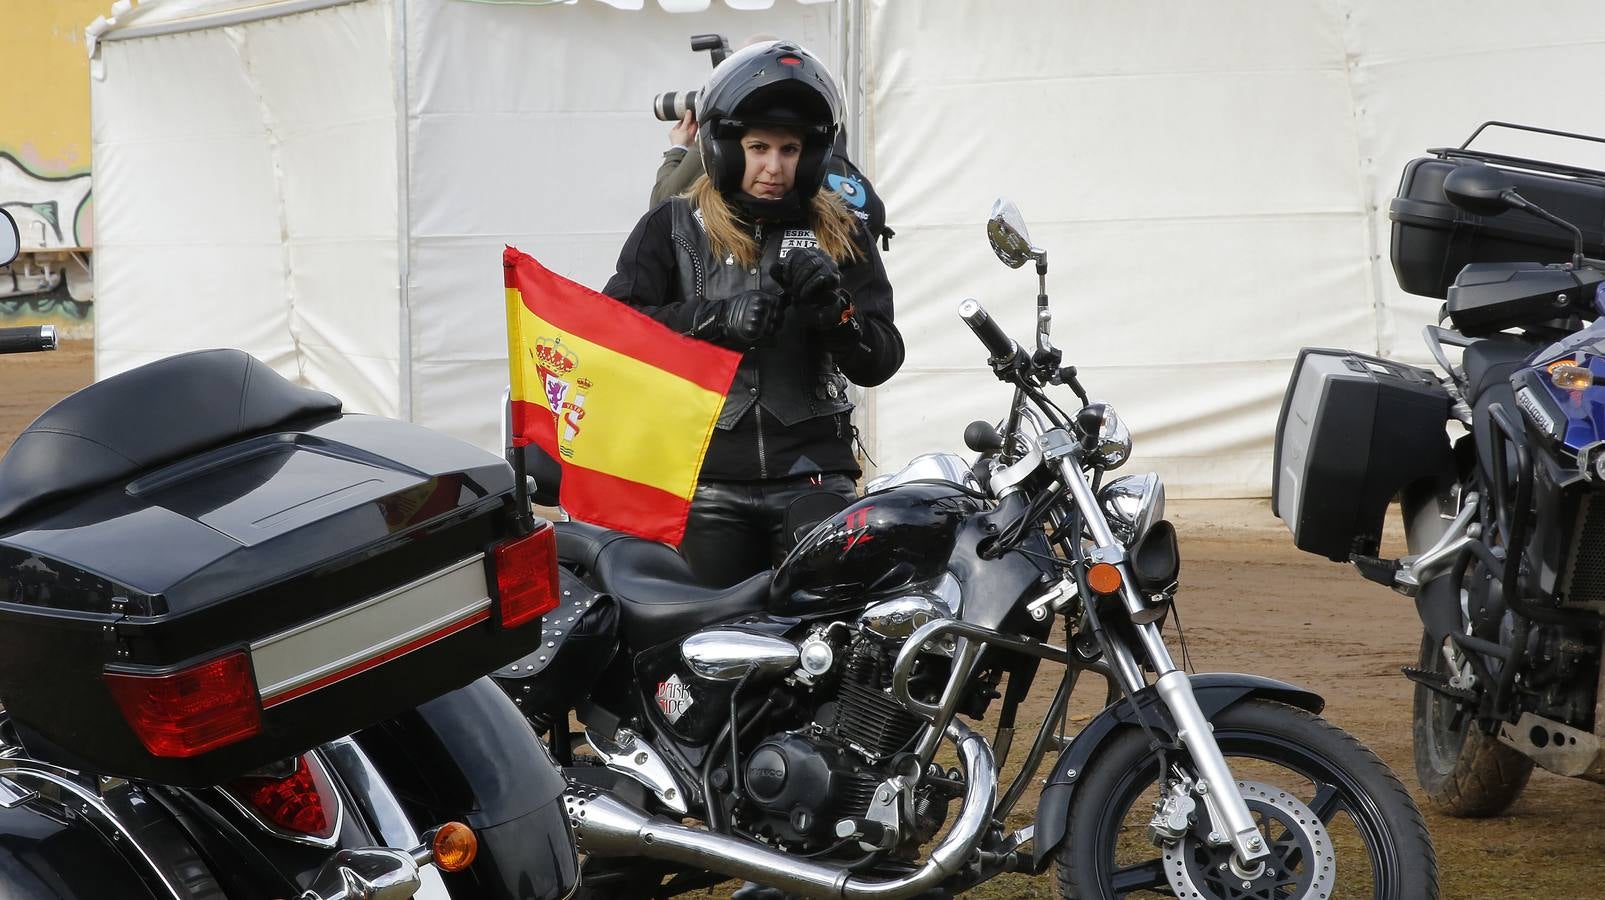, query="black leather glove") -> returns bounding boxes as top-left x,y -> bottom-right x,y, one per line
771,247 -> 841,306
697,290 -> 785,348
